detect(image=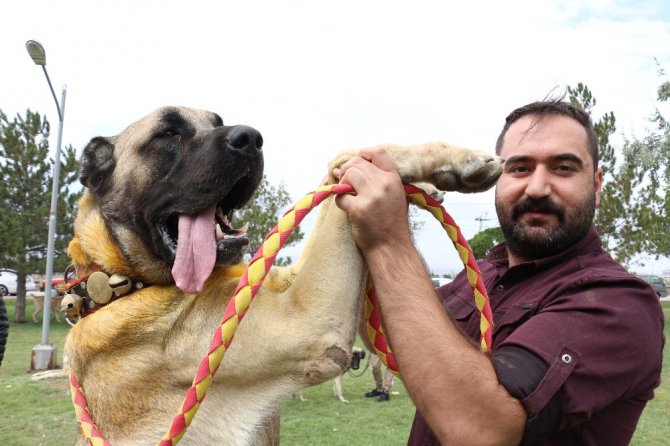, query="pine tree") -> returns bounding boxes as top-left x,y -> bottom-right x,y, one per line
569,78 -> 670,266
0,109 -> 80,322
